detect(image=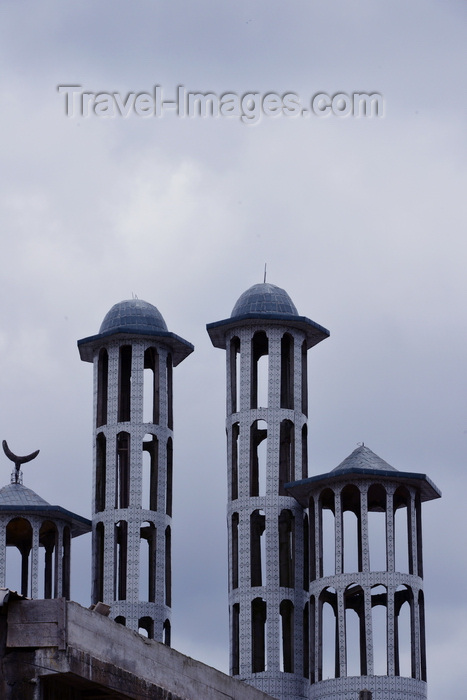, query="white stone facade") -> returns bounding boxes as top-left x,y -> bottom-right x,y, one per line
79,299 -> 193,643
208,283 -> 330,700
91,339 -> 173,640
225,323 -> 309,700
